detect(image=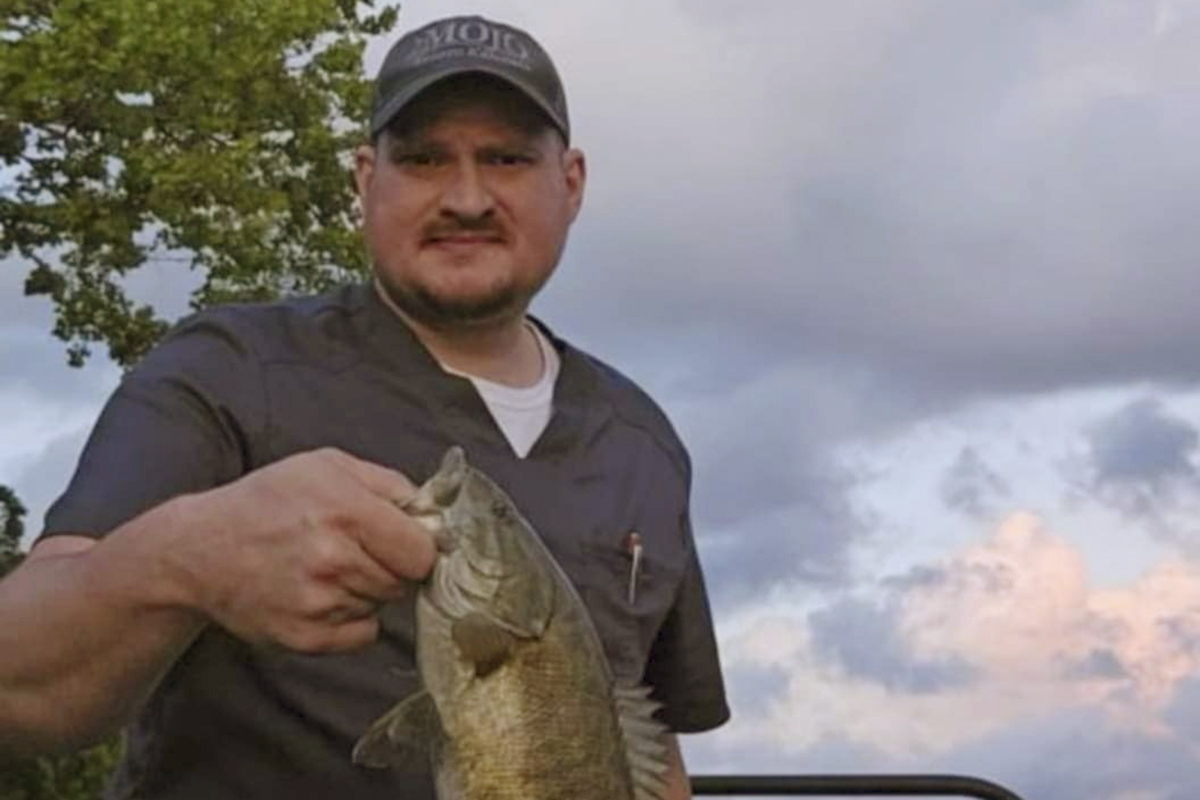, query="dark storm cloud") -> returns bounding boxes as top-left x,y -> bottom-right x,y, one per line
655,365 -> 876,604
542,0 -> 1200,406
1088,399 -> 1198,487
939,447 -> 1010,518
808,598 -> 977,693
1082,398 -> 1200,517
695,480 -> 863,607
